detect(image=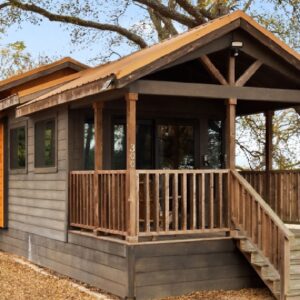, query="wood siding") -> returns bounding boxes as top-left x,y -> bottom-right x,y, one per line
133,238 -> 262,299
8,108 -> 68,241
0,121 -> 4,228
0,228 -> 262,299
0,229 -> 128,298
